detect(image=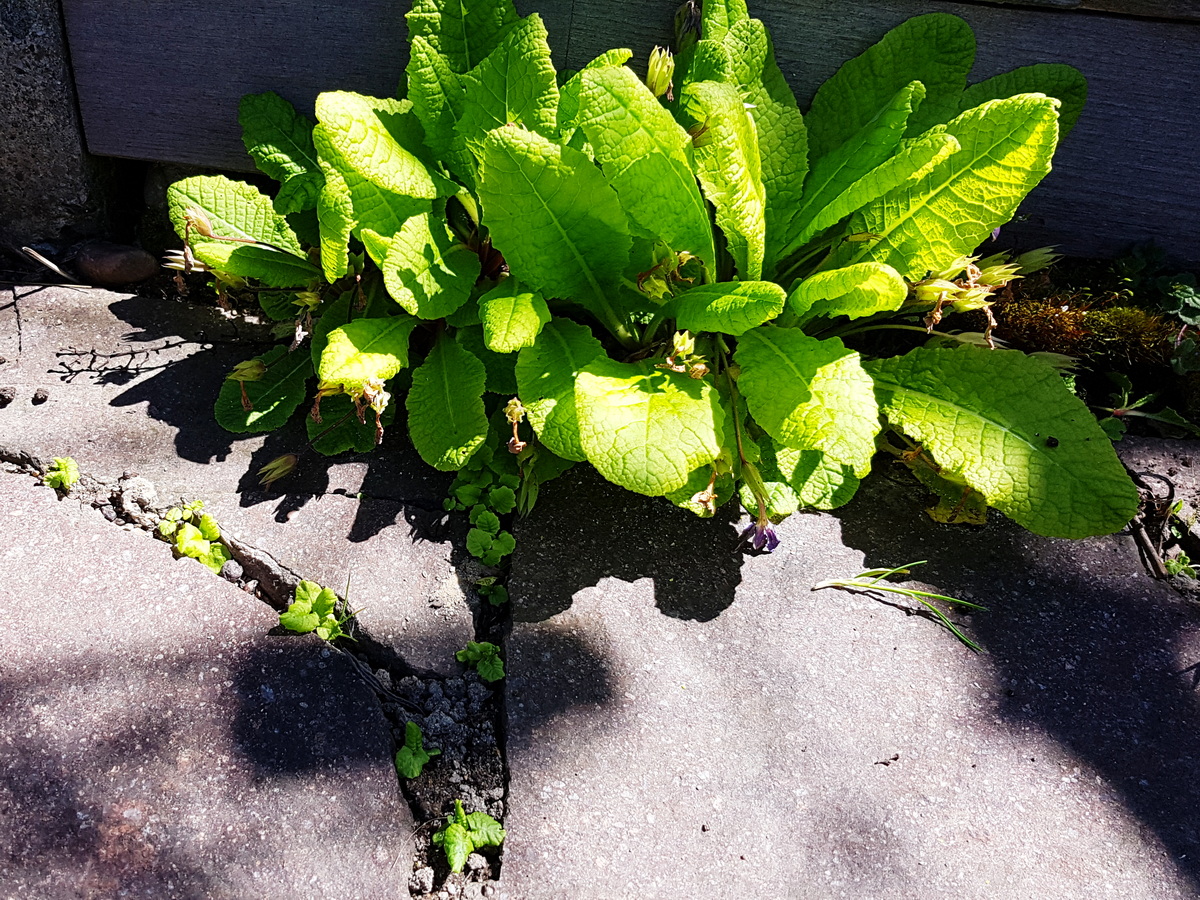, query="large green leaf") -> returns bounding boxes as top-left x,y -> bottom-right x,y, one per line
476,126 -> 632,339
788,81 -> 923,247
317,316 -> 420,398
805,14 -> 975,159
406,36 -> 467,163
313,91 -> 445,278
681,80 -> 766,280
167,176 -> 304,256
215,345 -> 313,434
455,325 -> 518,394
514,319 -> 605,462
310,290 -> 354,370
672,281 -> 785,336
407,334 -> 489,470
361,215 -> 480,320
775,446 -> 861,509
557,49 -> 633,150
788,262 -> 907,324
189,242 -> 321,288
722,17 -> 809,273
456,15 -> 559,153
735,327 -> 878,476
957,64 -> 1087,138
865,345 -> 1139,538
239,91 -> 324,215
479,279 -> 551,352
577,66 -> 715,265
784,131 -> 958,257
697,0 -> 749,46
406,0 -> 518,73
308,391 -> 398,455
832,94 -> 1060,279
575,358 -> 725,496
